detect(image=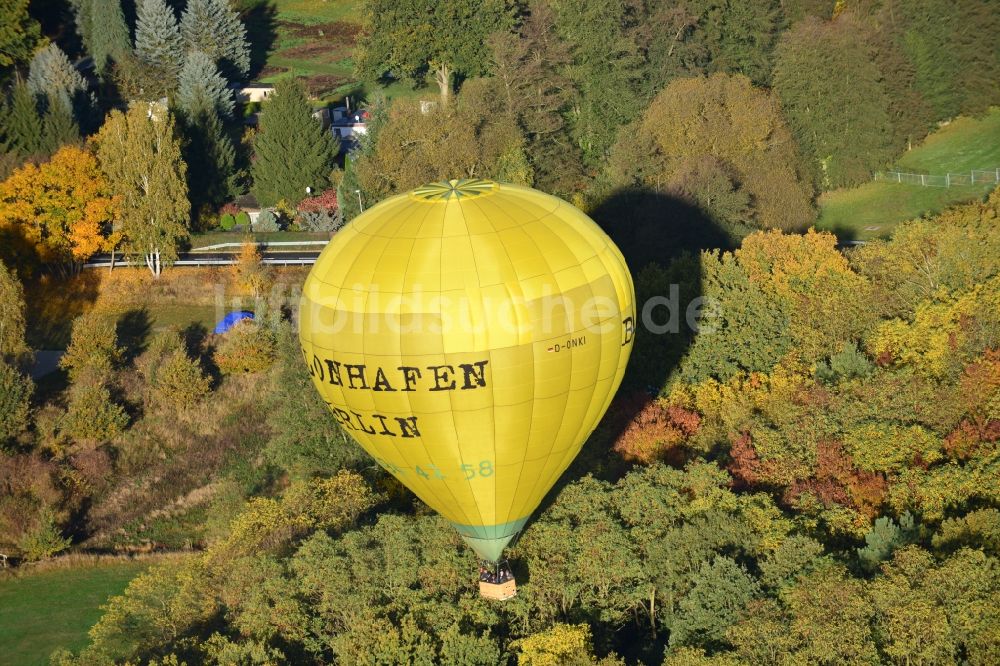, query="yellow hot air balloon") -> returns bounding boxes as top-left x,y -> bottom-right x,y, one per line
299,179 -> 635,567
